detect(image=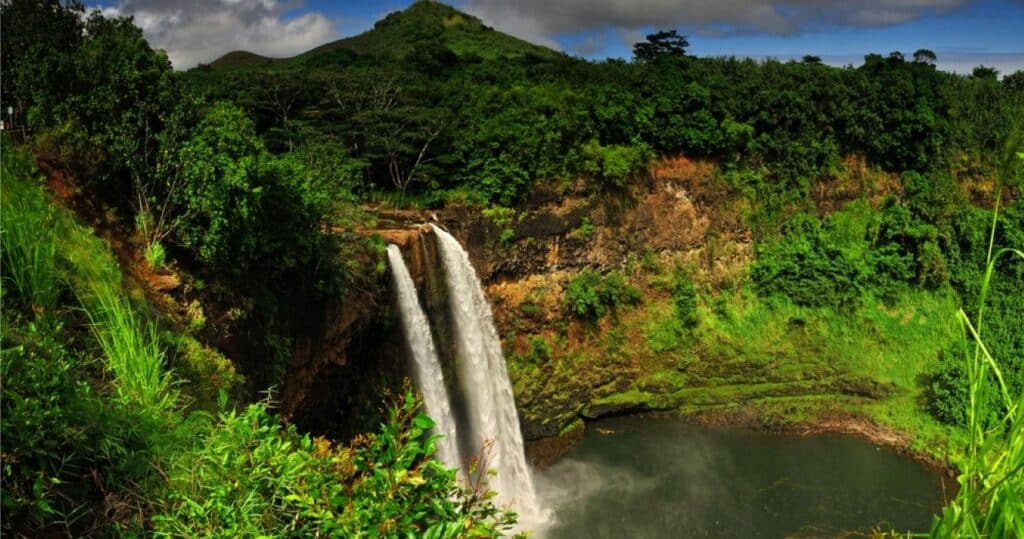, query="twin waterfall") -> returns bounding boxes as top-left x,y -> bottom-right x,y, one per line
386,226 -> 540,520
